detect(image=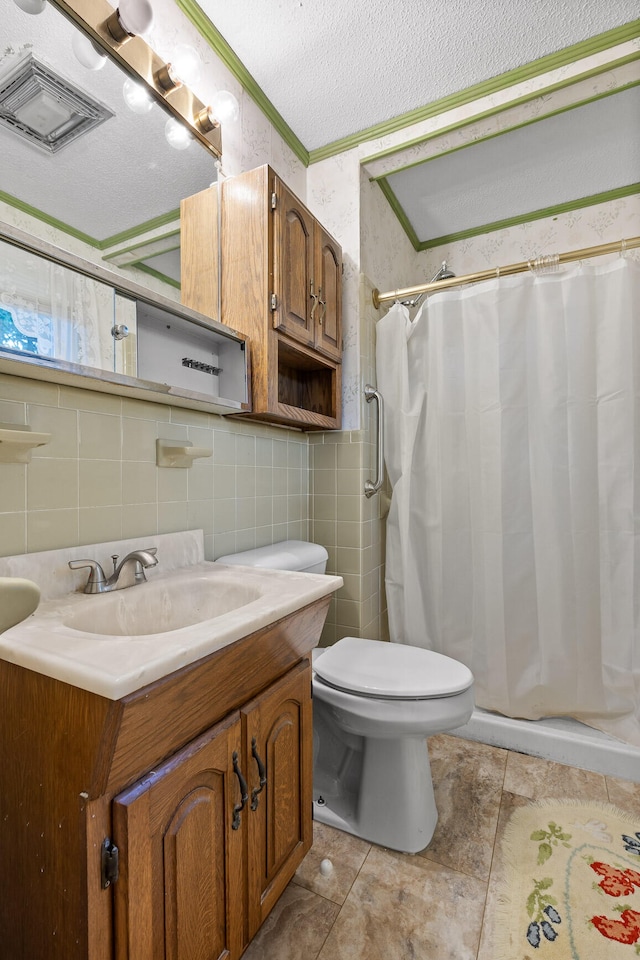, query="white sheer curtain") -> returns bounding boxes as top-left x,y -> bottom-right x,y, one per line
376,258 -> 640,745
0,243 -> 114,369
